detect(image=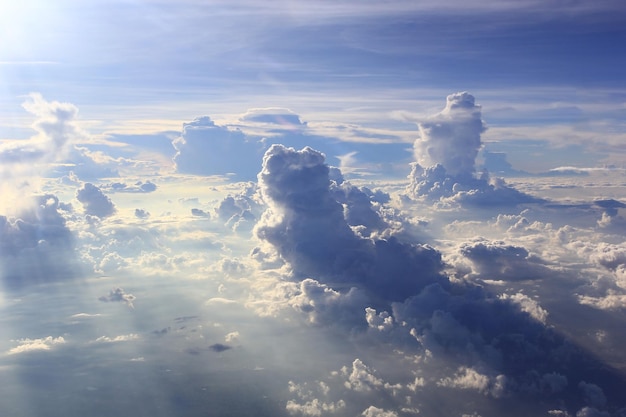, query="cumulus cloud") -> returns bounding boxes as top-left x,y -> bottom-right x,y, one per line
405,93 -> 541,206
172,116 -> 267,180
76,182 -> 116,217
7,336 -> 66,355
98,287 -> 136,308
0,94 -> 80,177
437,366 -> 506,398
255,144 -> 445,303
361,406 -> 398,417
414,92 -> 485,177
460,239 -> 552,281
0,194 -> 78,289
343,358 -> 384,392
